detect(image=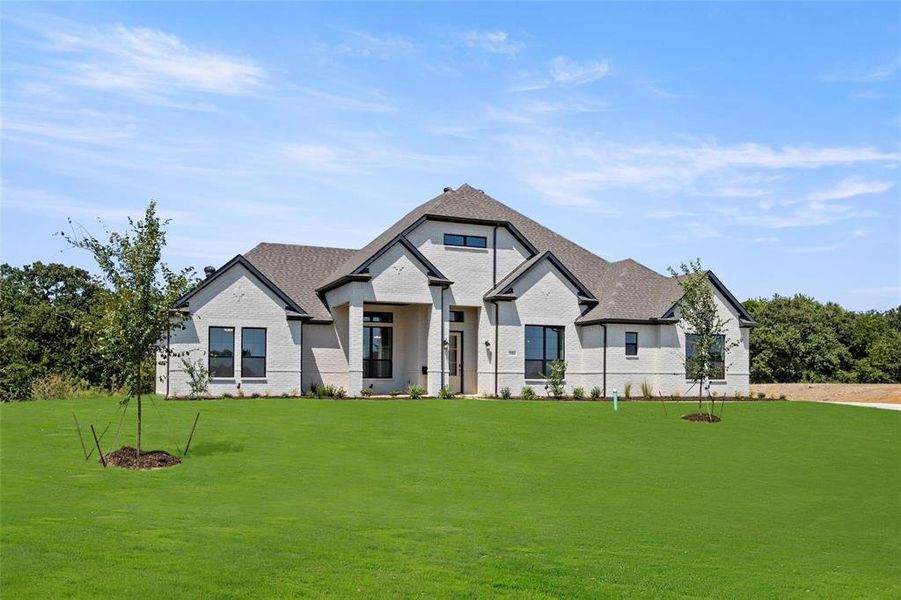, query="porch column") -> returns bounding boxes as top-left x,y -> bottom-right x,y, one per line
347,288 -> 364,396
426,286 -> 448,395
